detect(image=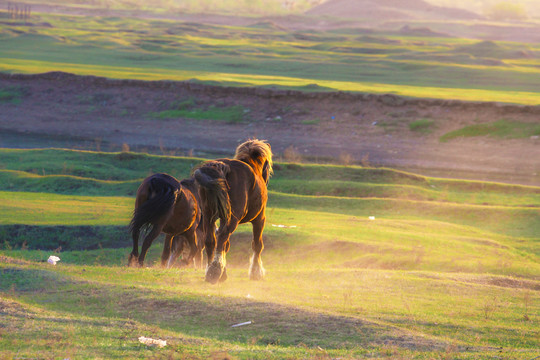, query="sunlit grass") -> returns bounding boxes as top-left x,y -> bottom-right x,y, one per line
0,258 -> 538,359
0,148 -> 538,358
0,191 -> 132,226
0,149 -> 538,272
3,57 -> 539,104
